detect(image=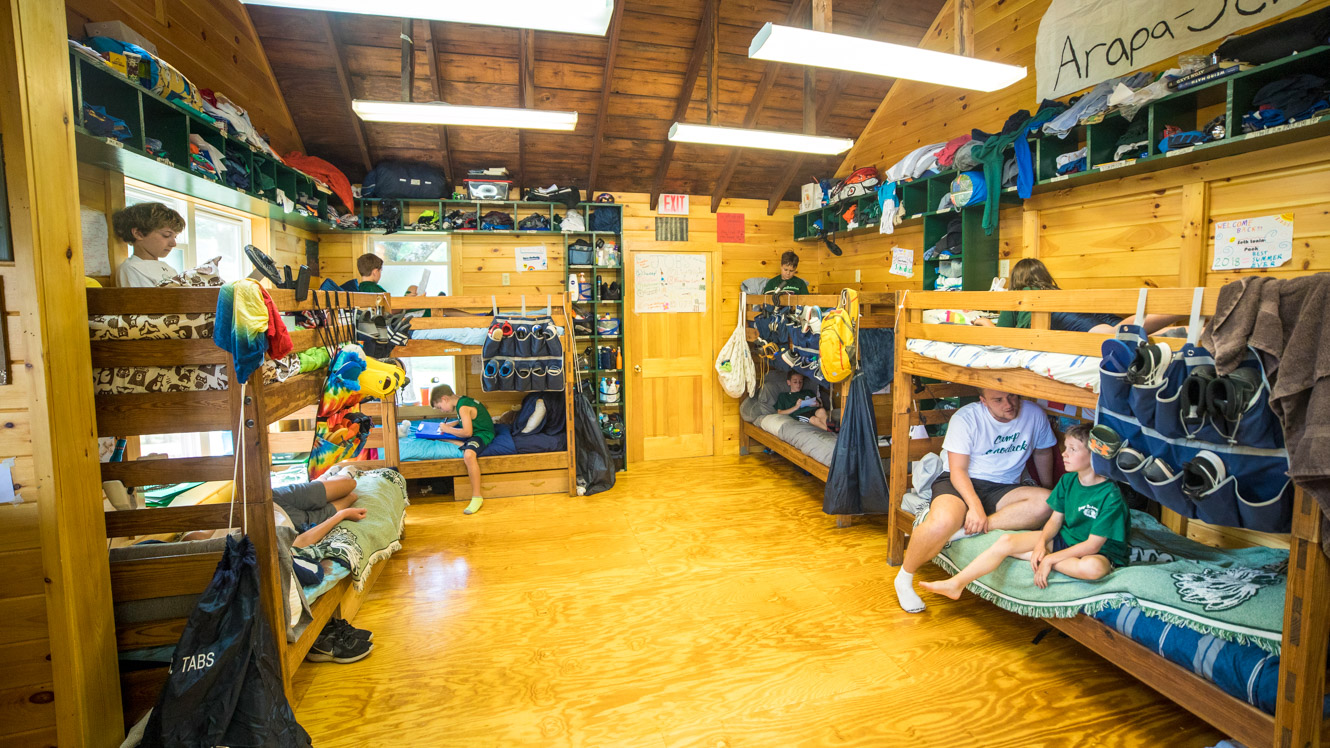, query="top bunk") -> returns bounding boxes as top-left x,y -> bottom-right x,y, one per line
382,292 -> 573,360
